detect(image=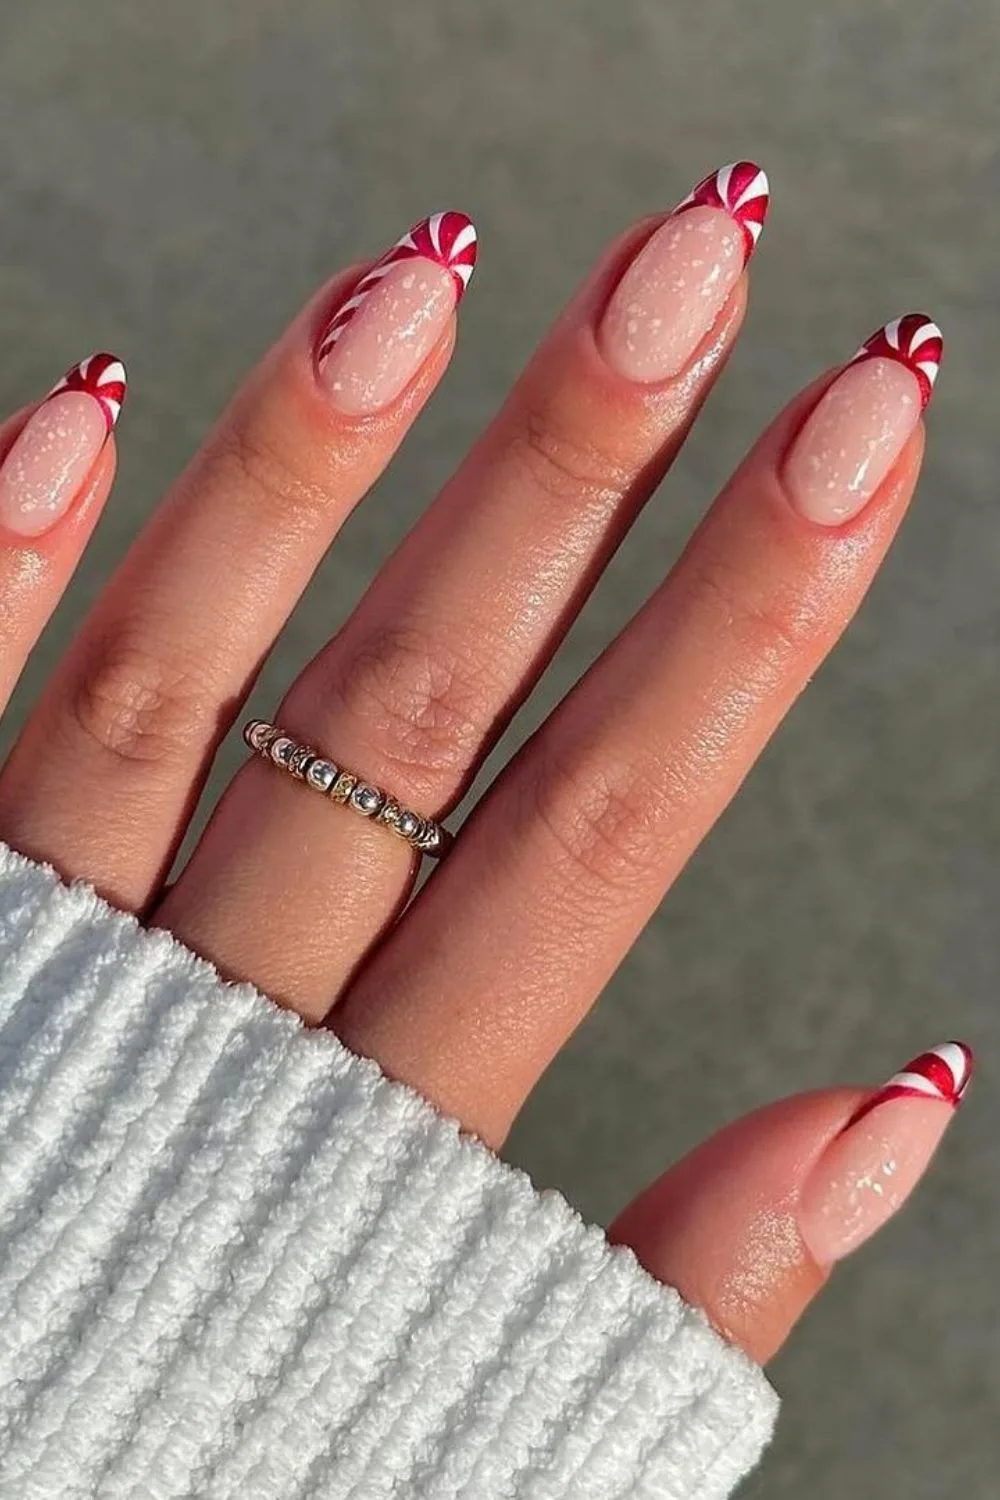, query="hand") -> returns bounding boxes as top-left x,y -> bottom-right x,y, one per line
0,167 -> 967,1365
